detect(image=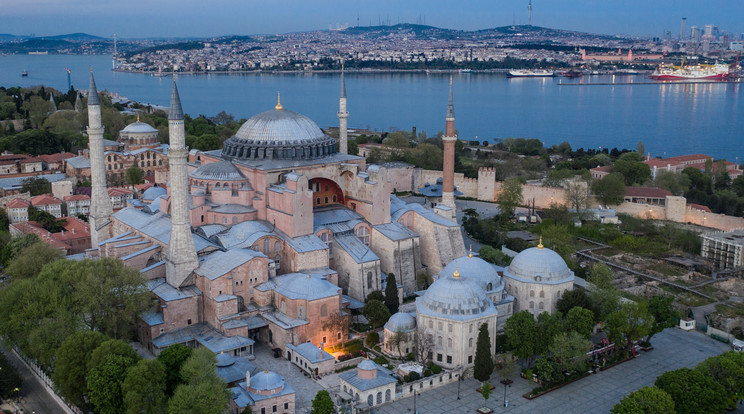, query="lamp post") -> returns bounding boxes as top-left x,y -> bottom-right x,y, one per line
502,379 -> 512,408
457,372 -> 461,400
